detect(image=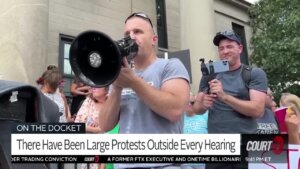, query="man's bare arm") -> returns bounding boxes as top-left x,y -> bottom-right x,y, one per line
132,77 -> 190,122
